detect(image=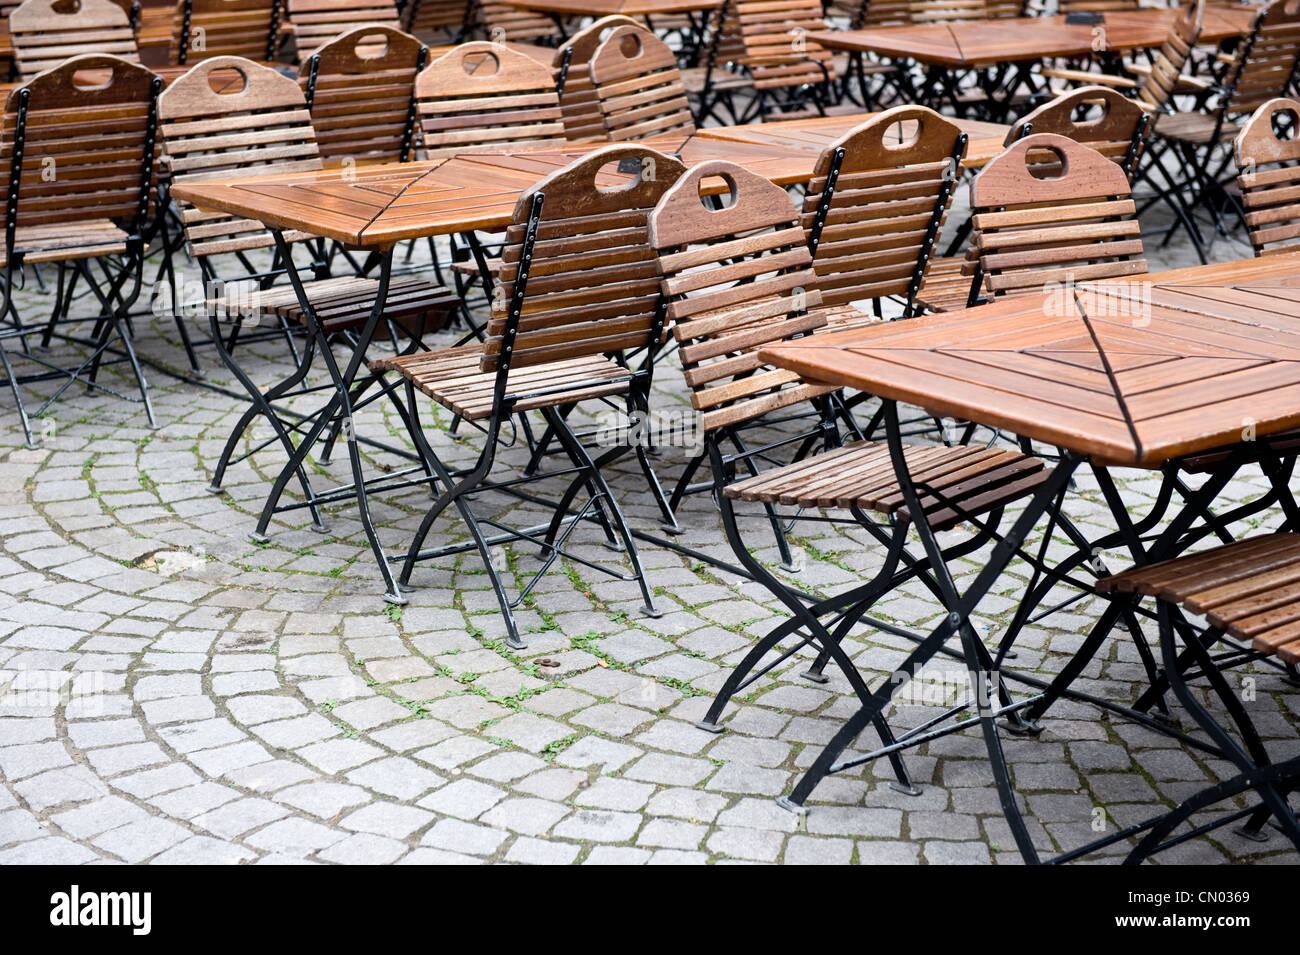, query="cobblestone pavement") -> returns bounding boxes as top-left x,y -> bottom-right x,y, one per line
0,191 -> 1297,865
